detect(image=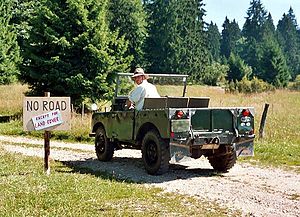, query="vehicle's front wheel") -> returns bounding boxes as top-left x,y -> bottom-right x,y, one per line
95,126 -> 114,161
141,130 -> 170,175
208,145 -> 236,172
